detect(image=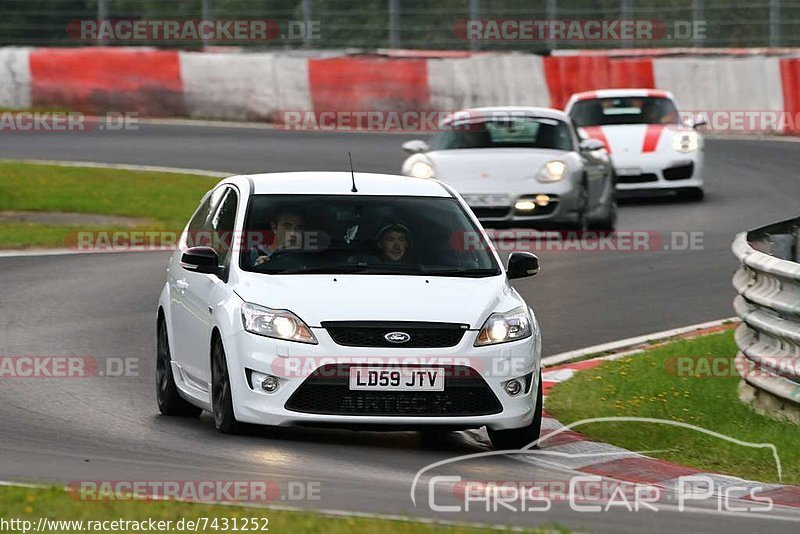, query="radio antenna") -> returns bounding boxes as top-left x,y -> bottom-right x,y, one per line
348,152 -> 358,193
